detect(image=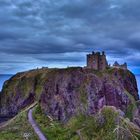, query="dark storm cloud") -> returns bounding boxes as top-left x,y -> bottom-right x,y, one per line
0,0 -> 140,73
36,52 -> 85,62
